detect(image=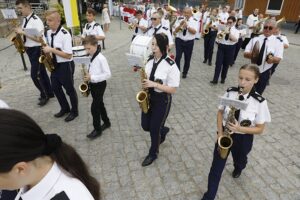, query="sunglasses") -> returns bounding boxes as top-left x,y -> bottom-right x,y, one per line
264,26 -> 273,30
151,18 -> 157,21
